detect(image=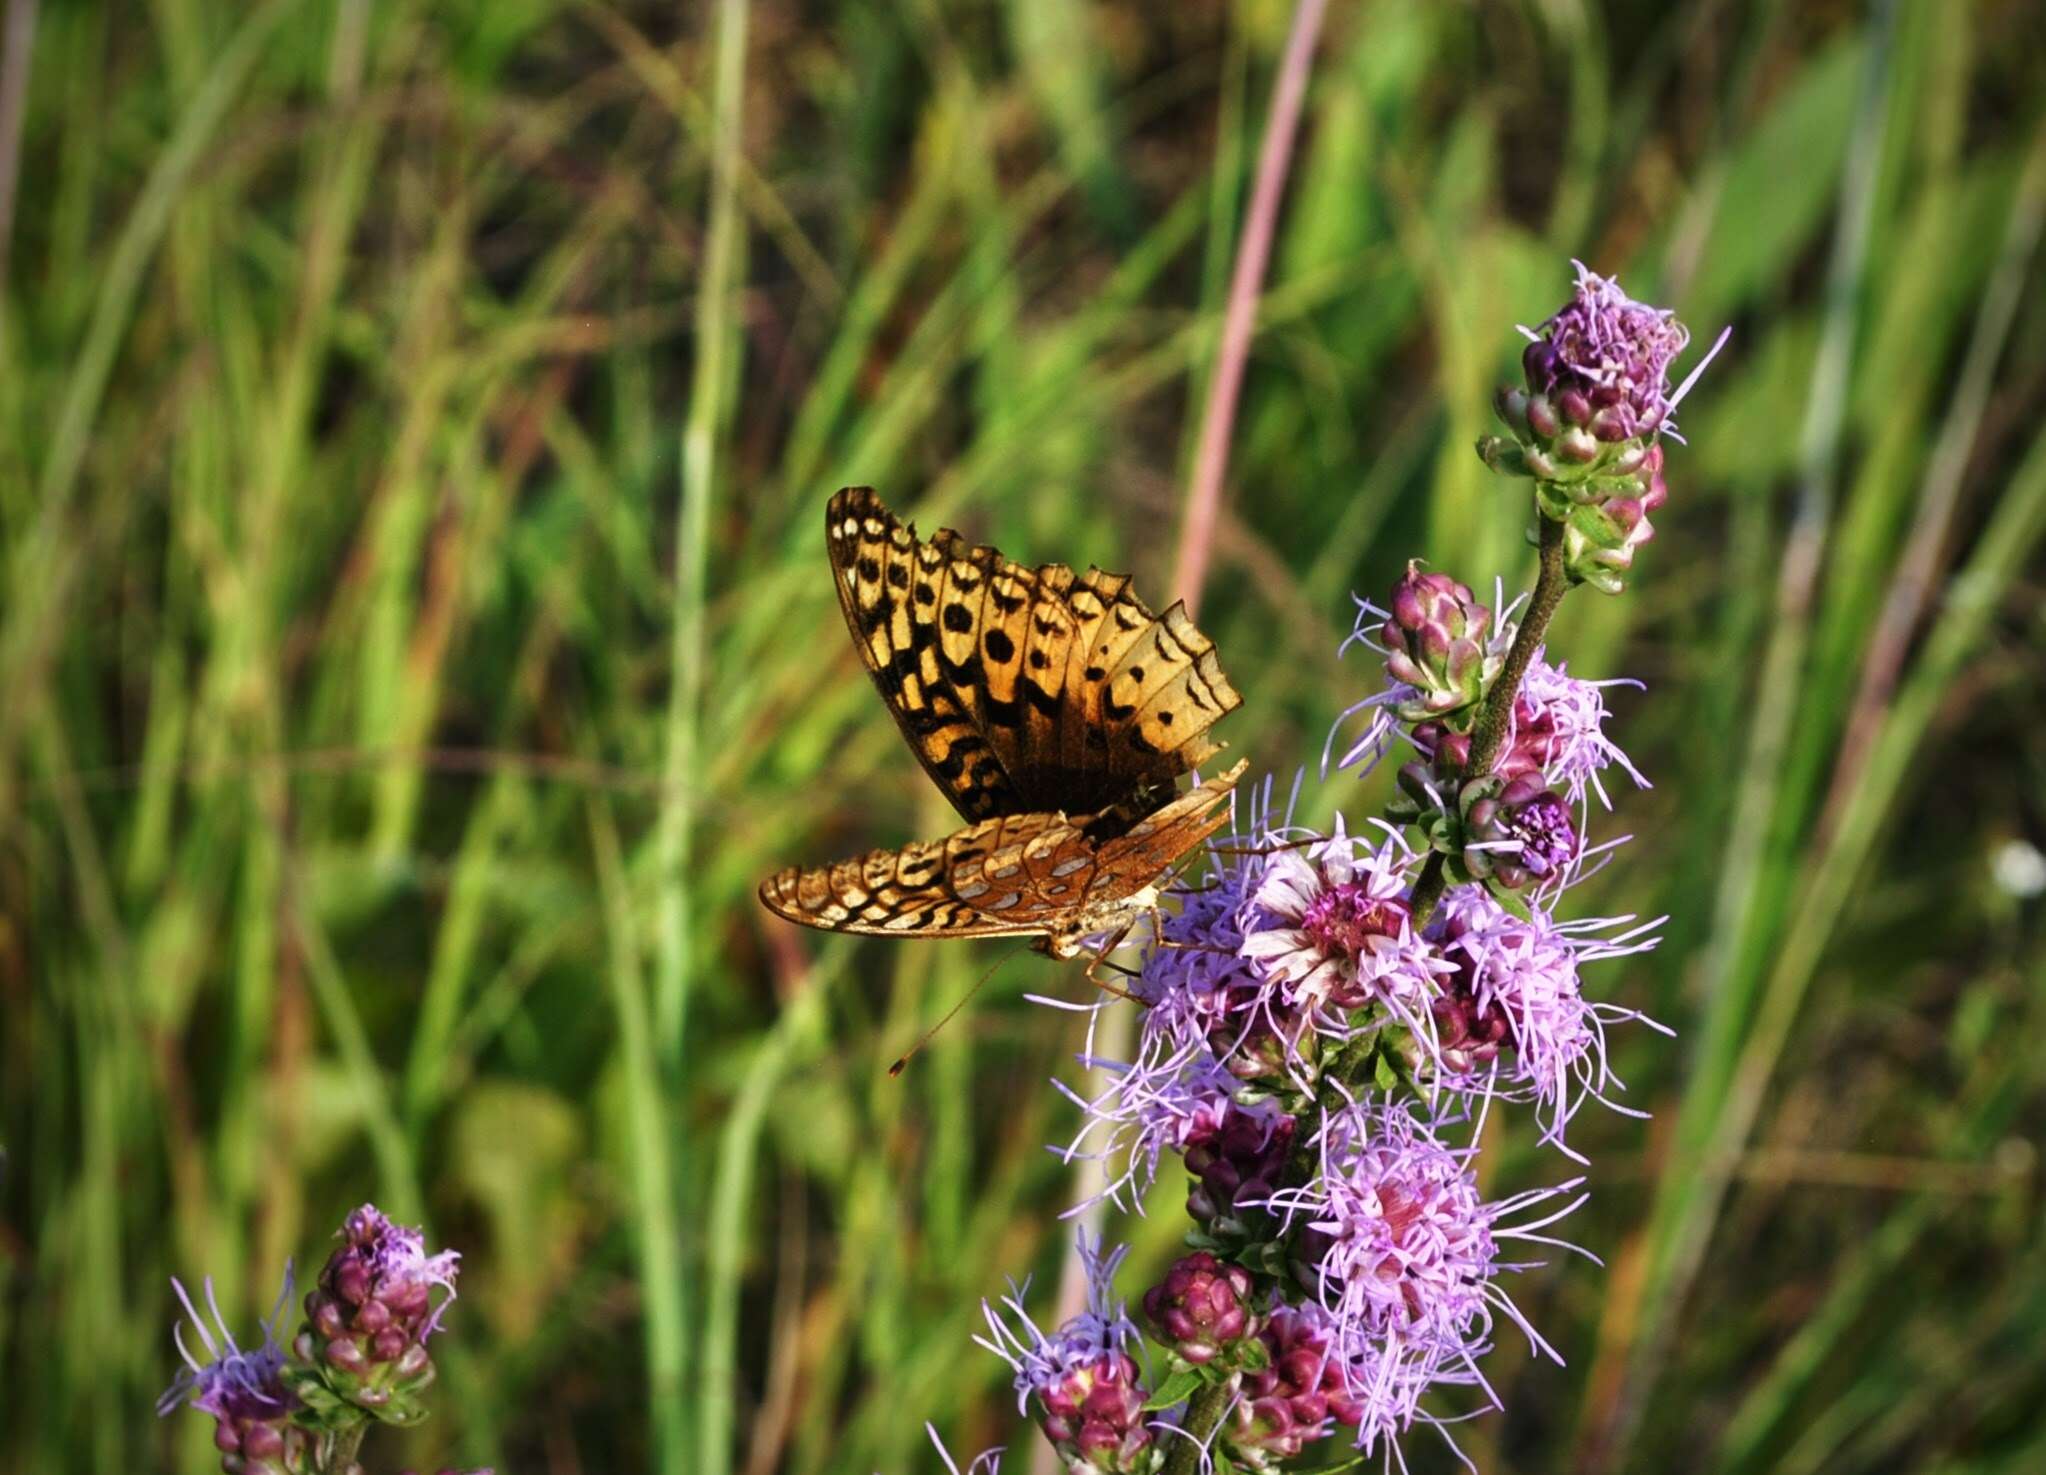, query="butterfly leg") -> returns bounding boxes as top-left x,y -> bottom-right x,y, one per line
1139,900 -> 1238,960
1079,921 -> 1141,1001
1150,936 -> 1240,956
